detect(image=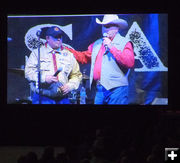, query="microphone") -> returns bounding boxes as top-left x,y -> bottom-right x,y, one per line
53,67 -> 63,76
103,33 -> 108,53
